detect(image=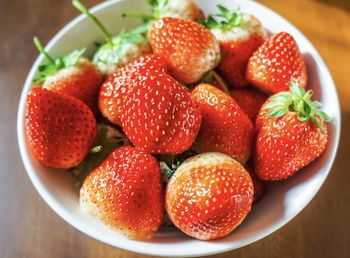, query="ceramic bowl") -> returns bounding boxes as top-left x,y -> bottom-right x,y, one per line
17,0 -> 341,256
